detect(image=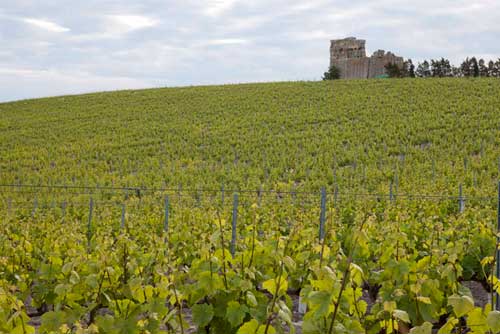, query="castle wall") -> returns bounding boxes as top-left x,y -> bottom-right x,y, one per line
330,38 -> 404,79
367,52 -> 404,78
331,58 -> 370,79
